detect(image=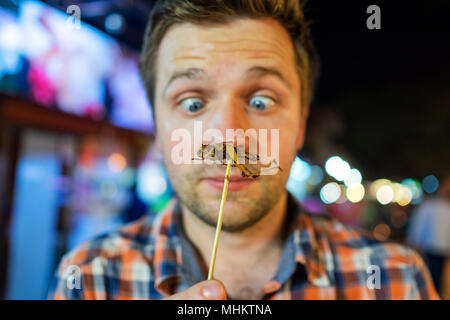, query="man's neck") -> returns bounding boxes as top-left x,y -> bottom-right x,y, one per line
180,191 -> 289,267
